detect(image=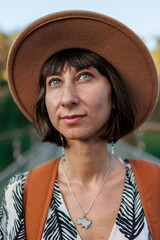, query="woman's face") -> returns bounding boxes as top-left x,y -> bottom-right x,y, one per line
45,65 -> 112,142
